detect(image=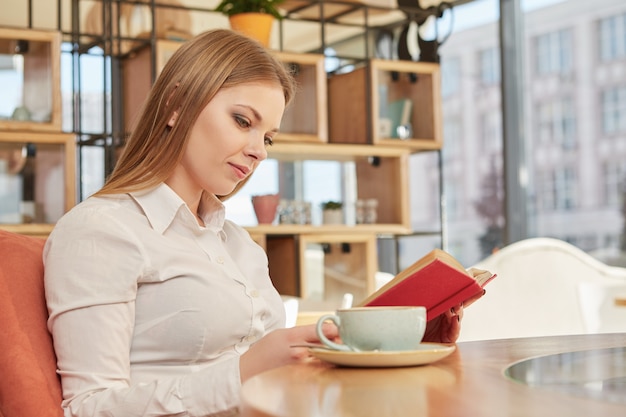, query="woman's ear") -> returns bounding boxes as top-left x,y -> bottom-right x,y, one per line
166,83 -> 180,127
168,111 -> 178,127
